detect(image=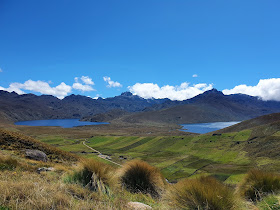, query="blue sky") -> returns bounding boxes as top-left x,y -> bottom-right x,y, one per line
0,0 -> 280,100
